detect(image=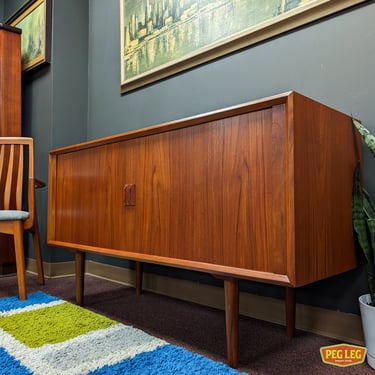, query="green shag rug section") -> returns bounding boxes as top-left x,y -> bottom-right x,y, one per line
0,302 -> 117,348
